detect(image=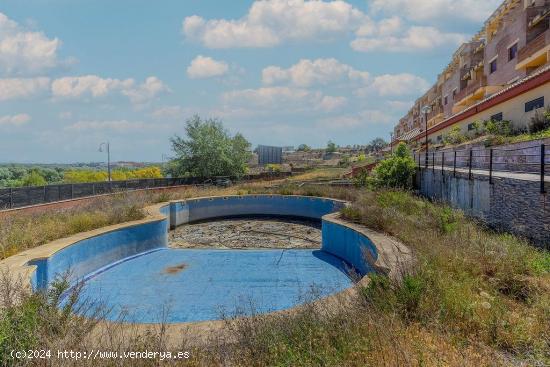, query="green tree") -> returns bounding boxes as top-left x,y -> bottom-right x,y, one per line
20,170 -> 47,187
368,138 -> 388,153
326,140 -> 337,153
168,115 -> 252,178
371,143 -> 416,189
297,144 -> 311,152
